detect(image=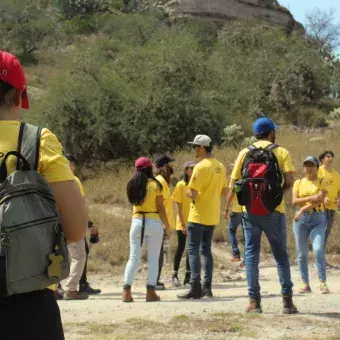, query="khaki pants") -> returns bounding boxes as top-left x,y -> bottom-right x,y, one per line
60,239 -> 86,292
